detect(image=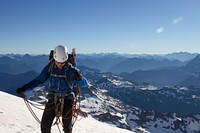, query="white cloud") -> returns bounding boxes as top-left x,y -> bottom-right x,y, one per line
156,27 -> 165,34
172,16 -> 183,24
